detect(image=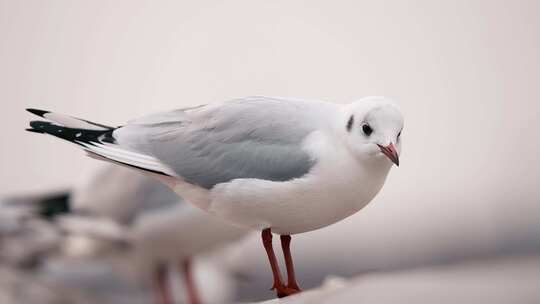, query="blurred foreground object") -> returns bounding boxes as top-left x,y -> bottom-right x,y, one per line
257,254 -> 540,304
